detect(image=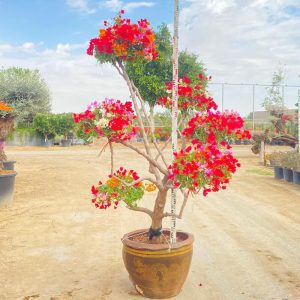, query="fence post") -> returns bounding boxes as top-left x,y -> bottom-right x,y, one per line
222,83 -> 224,112
260,140 -> 265,164
282,85 -> 285,112
252,85 -> 255,131
298,89 -> 300,154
